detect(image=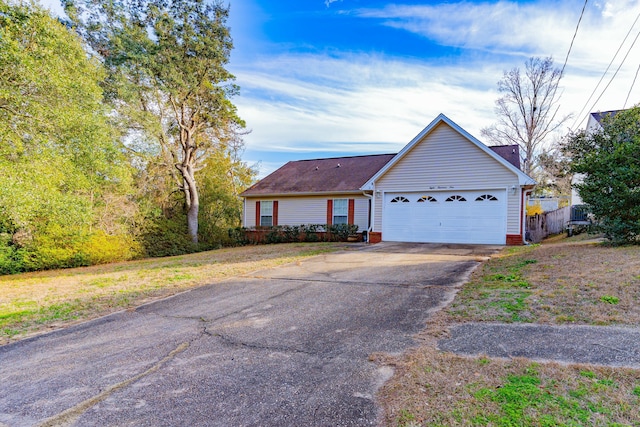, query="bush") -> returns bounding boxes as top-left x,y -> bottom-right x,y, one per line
84,231 -> 142,265
240,224 -> 360,244
227,227 -> 249,246
0,233 -> 25,274
18,224 -> 90,271
327,224 -> 358,241
139,214 -> 197,258
302,224 -> 322,242
526,204 -> 544,216
562,106 -> 640,245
